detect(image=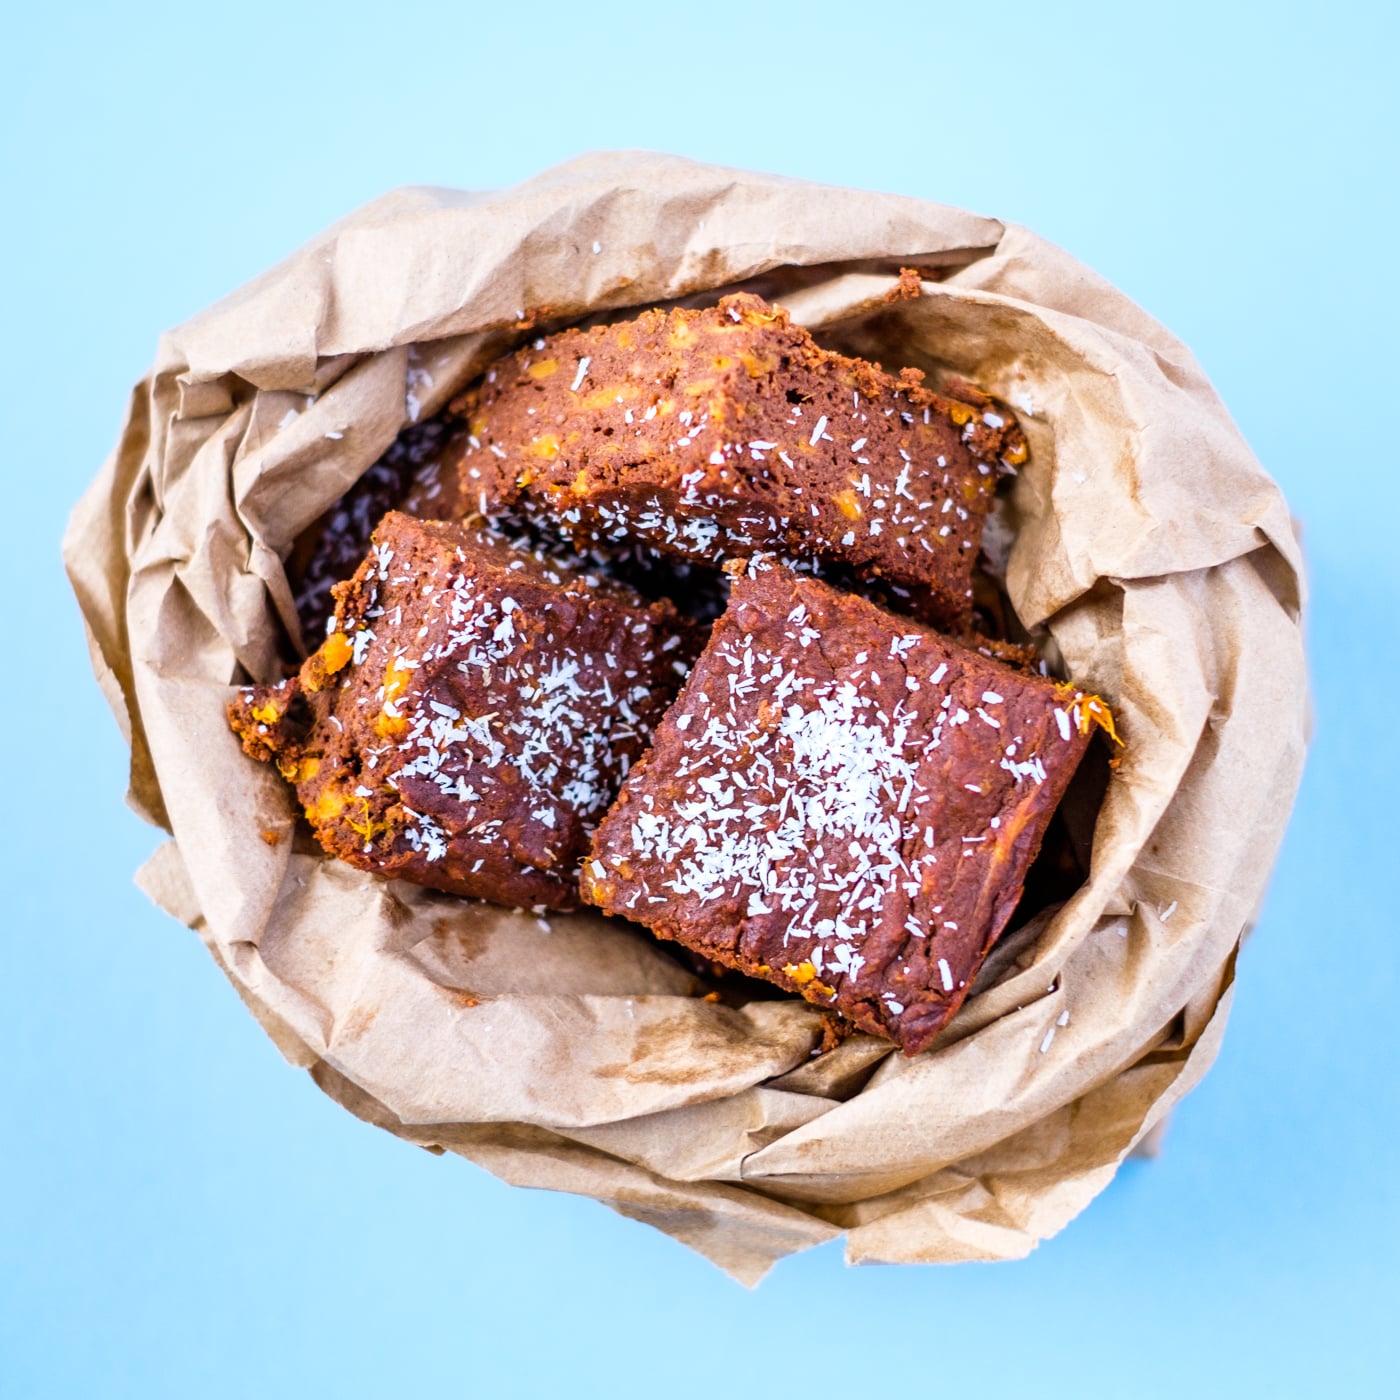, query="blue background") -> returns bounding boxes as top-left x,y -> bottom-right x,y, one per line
4,2 -> 1396,1395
